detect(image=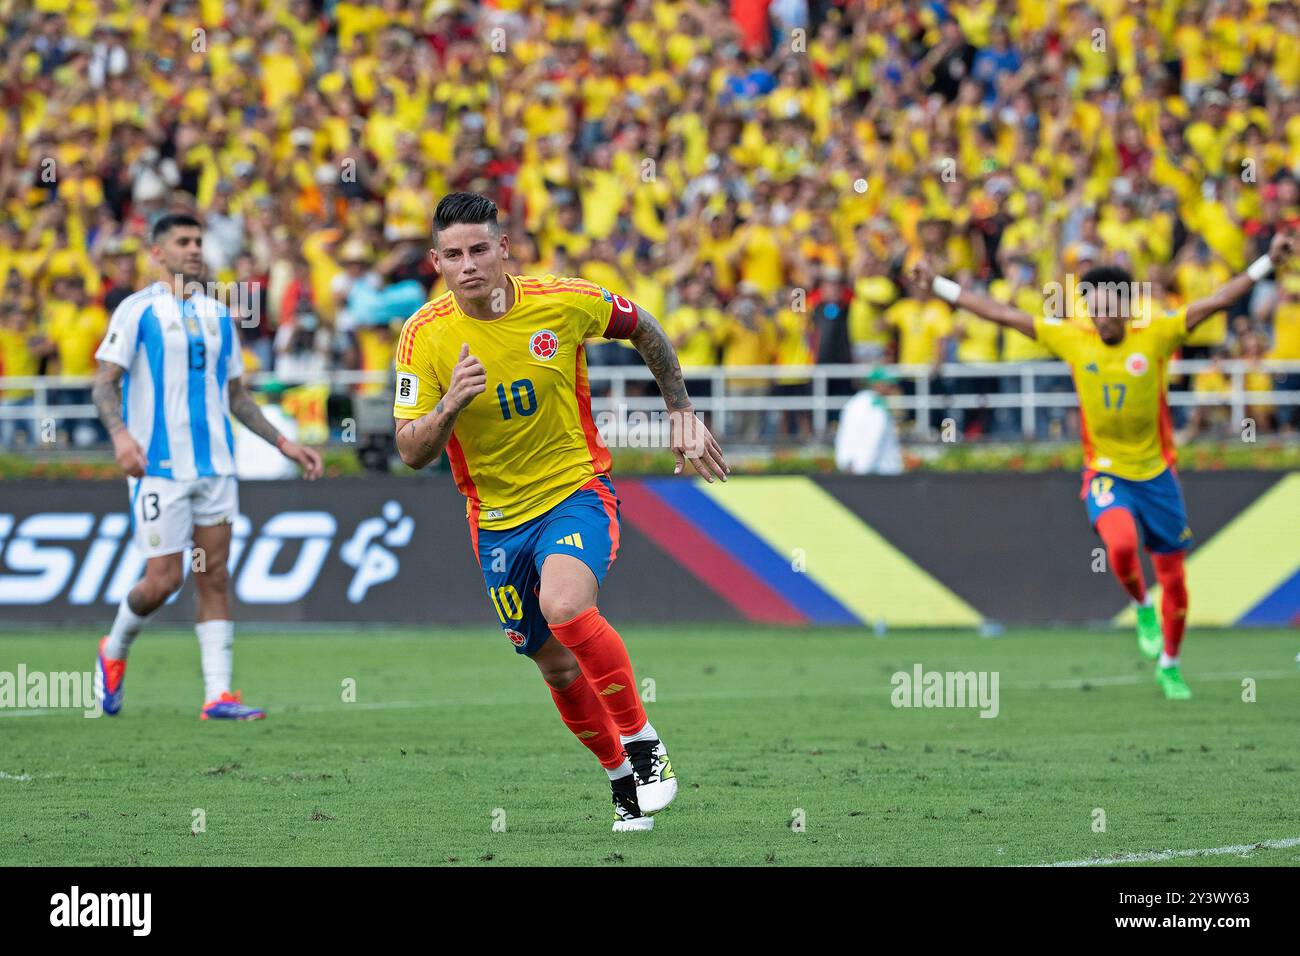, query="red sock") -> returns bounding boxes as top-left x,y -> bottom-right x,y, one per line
1096,508 -> 1147,603
1152,550 -> 1189,658
549,607 -> 647,737
548,673 -> 625,769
